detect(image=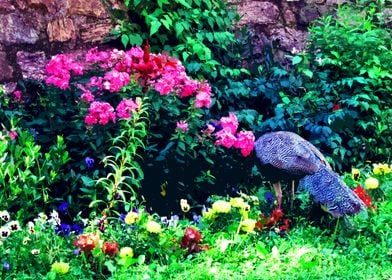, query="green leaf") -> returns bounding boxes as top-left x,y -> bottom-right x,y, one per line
176,0 -> 192,8
128,34 -> 143,46
121,34 -> 129,47
150,21 -> 162,36
292,56 -> 302,65
302,69 -> 313,78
